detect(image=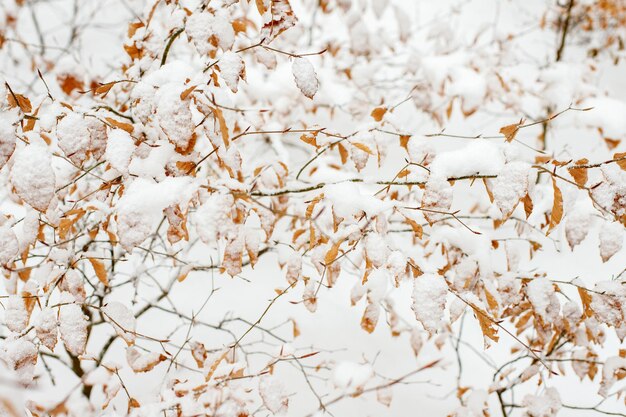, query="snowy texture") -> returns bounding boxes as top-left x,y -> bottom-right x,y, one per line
292,57 -> 319,99
411,274 -> 448,334
10,144 -> 55,211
